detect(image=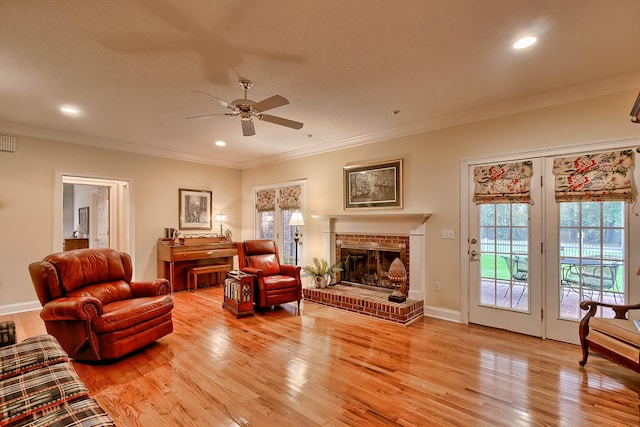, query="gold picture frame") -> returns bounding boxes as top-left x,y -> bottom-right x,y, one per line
179,188 -> 212,230
343,158 -> 403,209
